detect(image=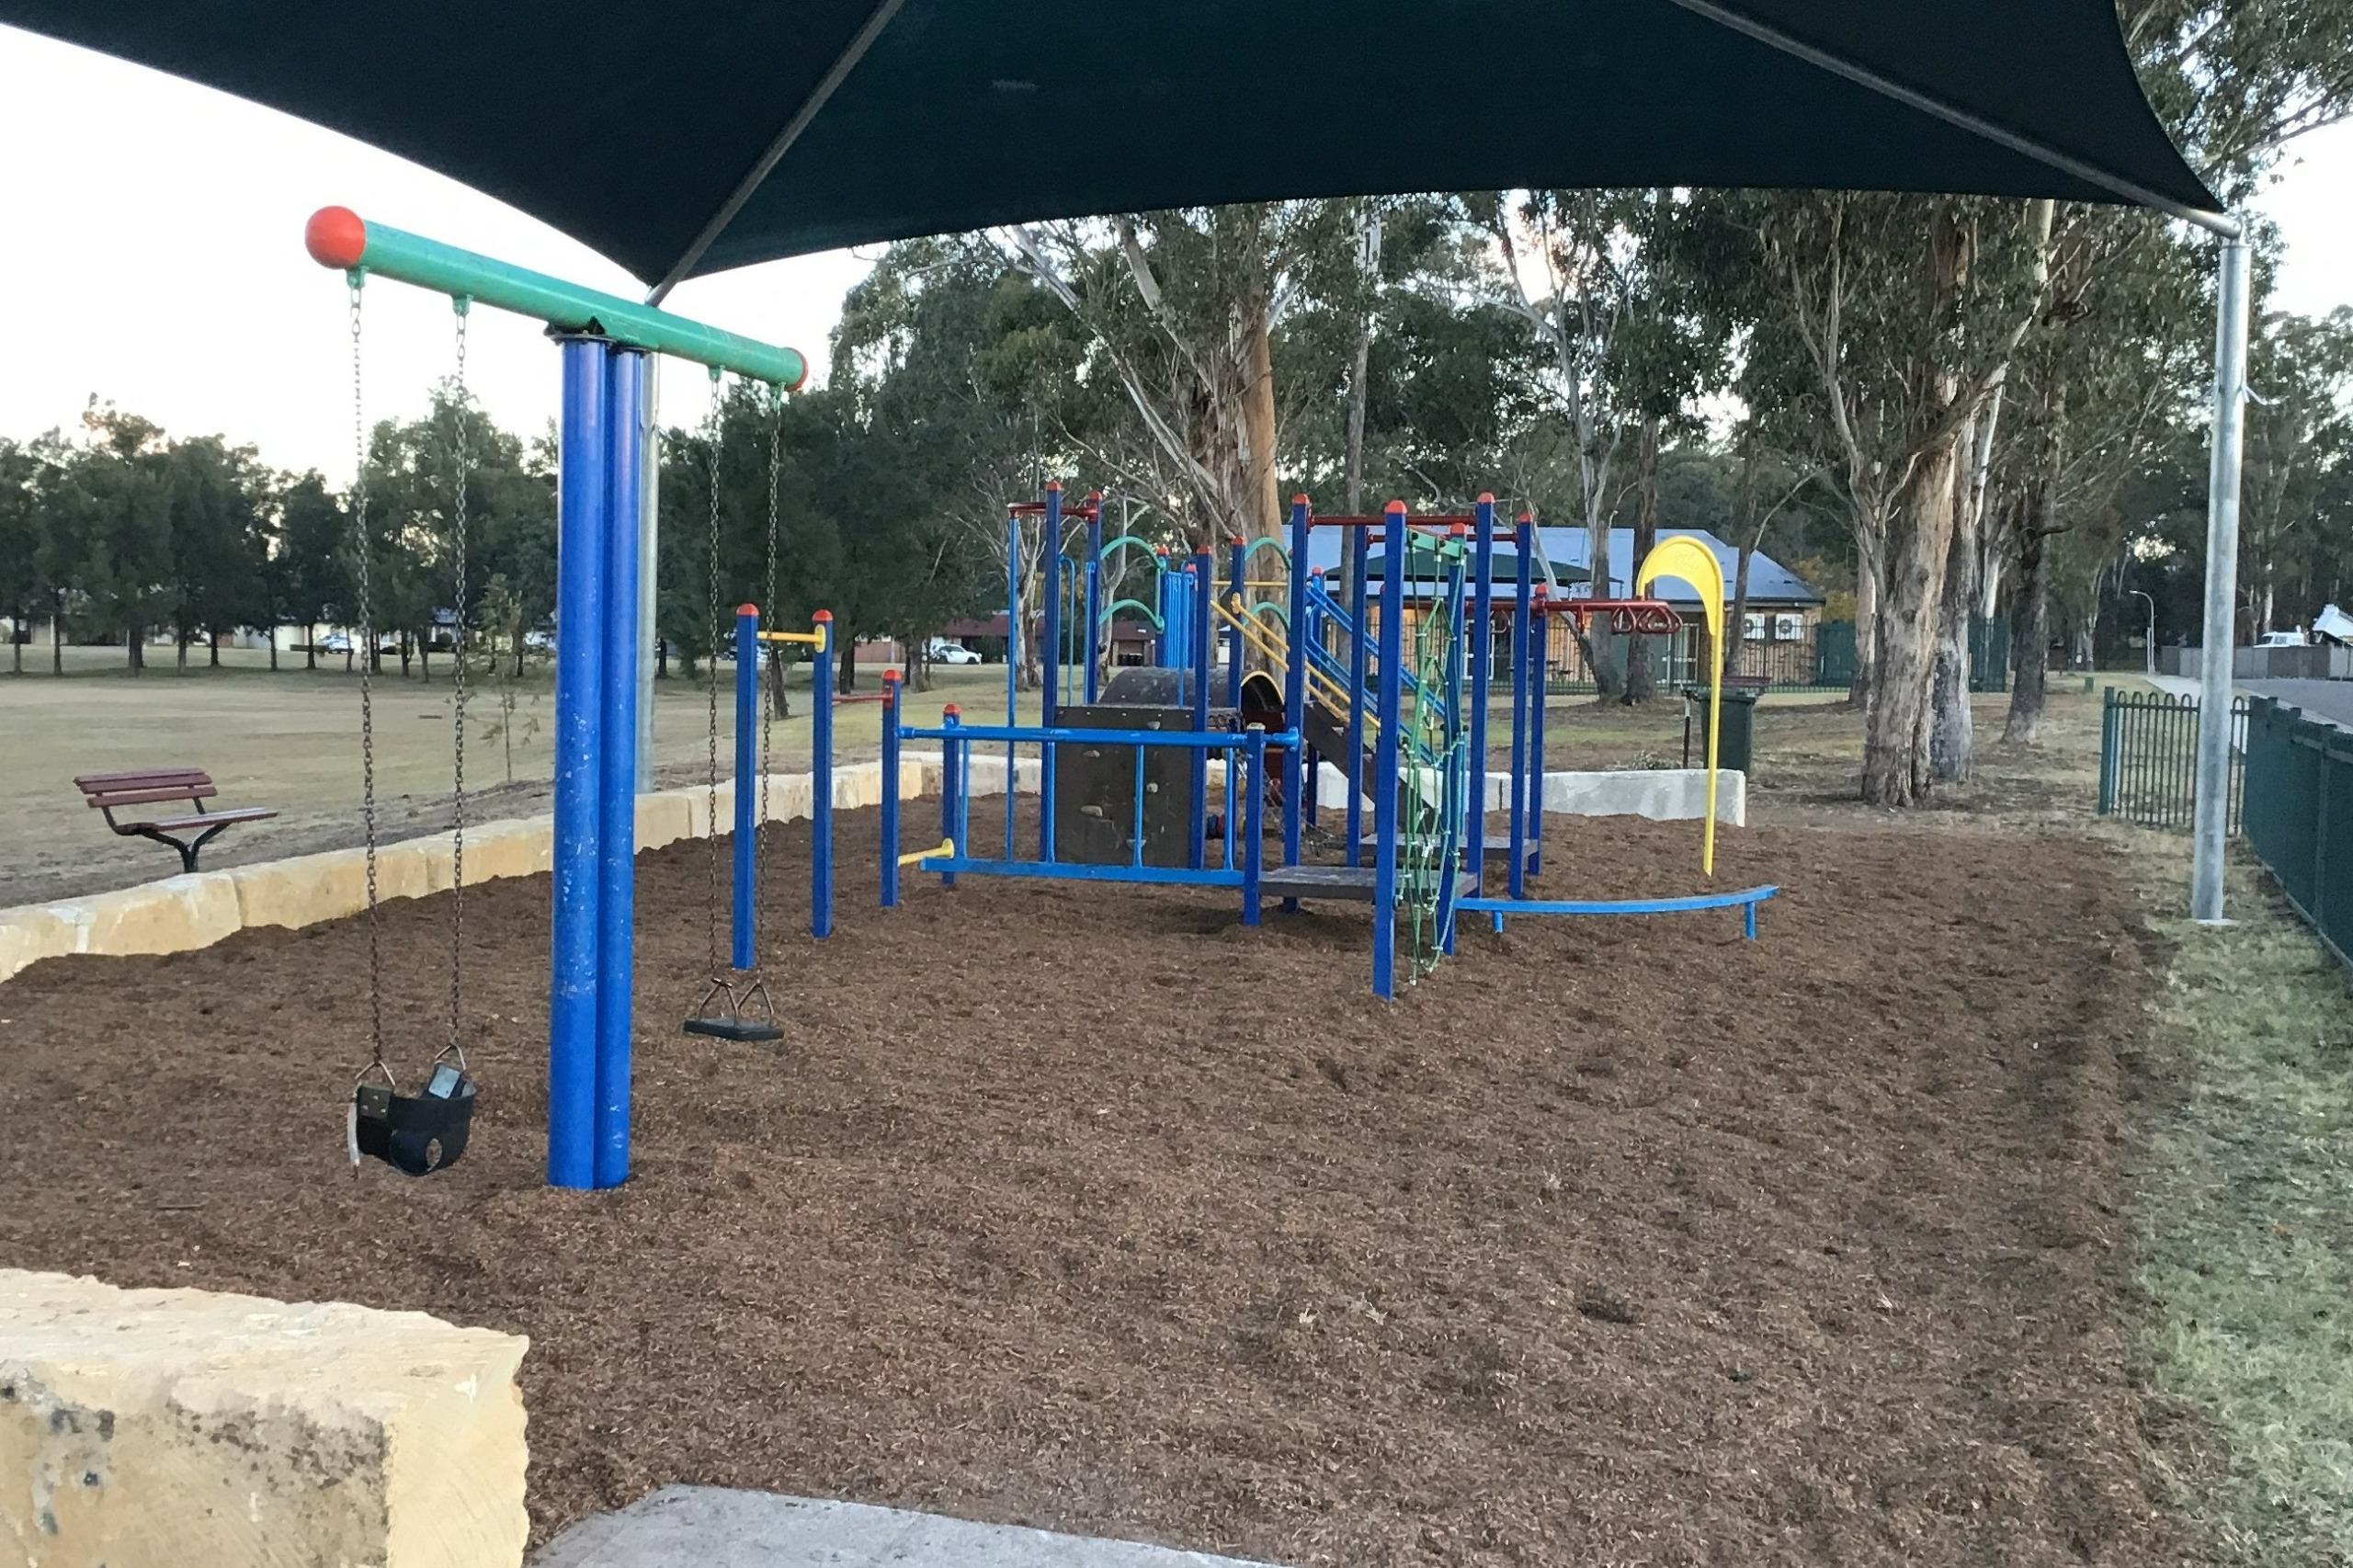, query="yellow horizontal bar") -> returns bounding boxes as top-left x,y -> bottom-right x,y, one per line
756,629 -> 826,646
900,838 -> 955,867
